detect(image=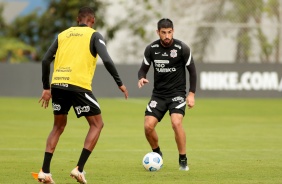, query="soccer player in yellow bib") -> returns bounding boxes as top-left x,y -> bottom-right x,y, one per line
37,7 -> 128,184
